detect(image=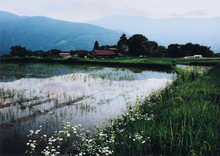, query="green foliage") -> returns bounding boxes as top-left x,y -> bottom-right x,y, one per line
117,33 -> 128,54
124,34 -> 167,57
167,43 -> 214,57
128,34 -> 149,56
70,50 -> 89,58
48,49 -> 62,56
10,45 -> 31,57
113,65 -> 219,155
93,41 -> 100,50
